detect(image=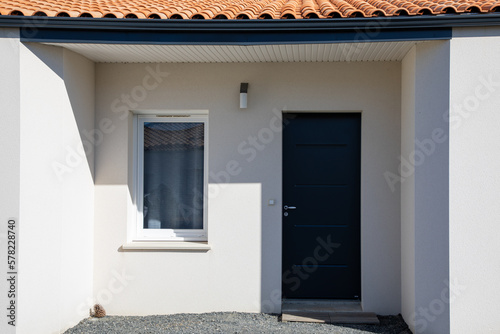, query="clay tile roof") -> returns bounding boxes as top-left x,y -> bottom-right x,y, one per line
0,0 -> 499,19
